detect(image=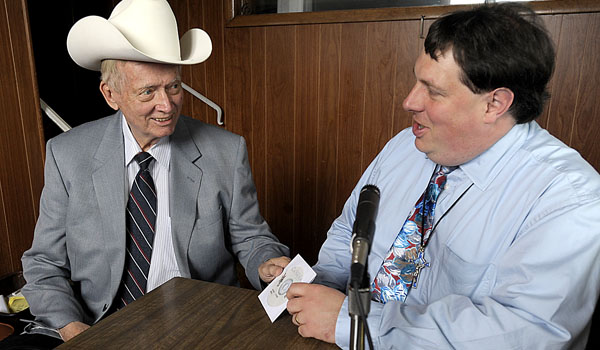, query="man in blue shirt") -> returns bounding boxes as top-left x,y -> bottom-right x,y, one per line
286,3 -> 600,349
